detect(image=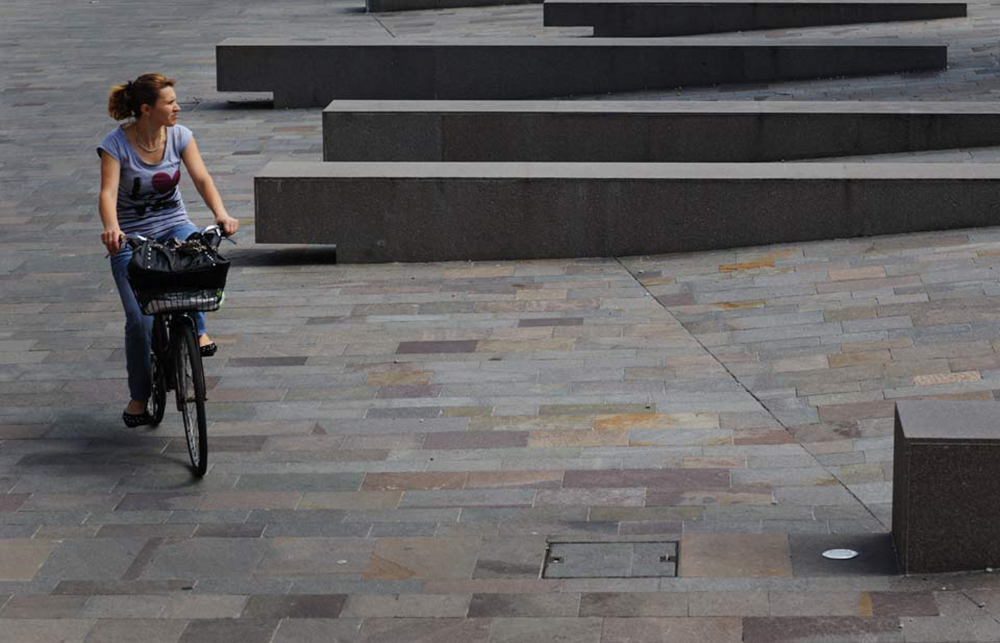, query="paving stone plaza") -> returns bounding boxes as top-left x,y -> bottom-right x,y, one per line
4,0 -> 1000,641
